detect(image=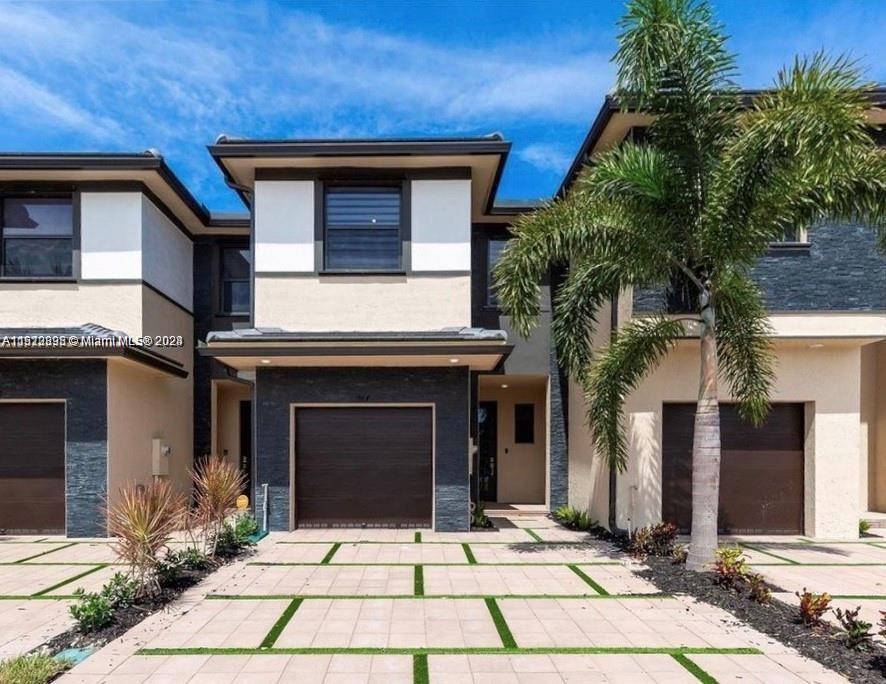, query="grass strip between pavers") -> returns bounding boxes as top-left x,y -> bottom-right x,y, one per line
136,646 -> 762,656
206,592 -> 670,601
414,565 -> 424,597
829,594 -> 886,600
524,529 -> 544,542
320,543 -> 341,565
31,564 -> 107,597
247,561 -> 621,567
413,653 -> 429,684
414,532 -> 422,543
462,543 -> 477,564
484,598 -> 517,648
15,542 -> 77,564
672,653 -> 716,684
276,540 -> 596,546
259,598 -> 303,649
738,543 -> 799,565
568,565 -> 609,596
